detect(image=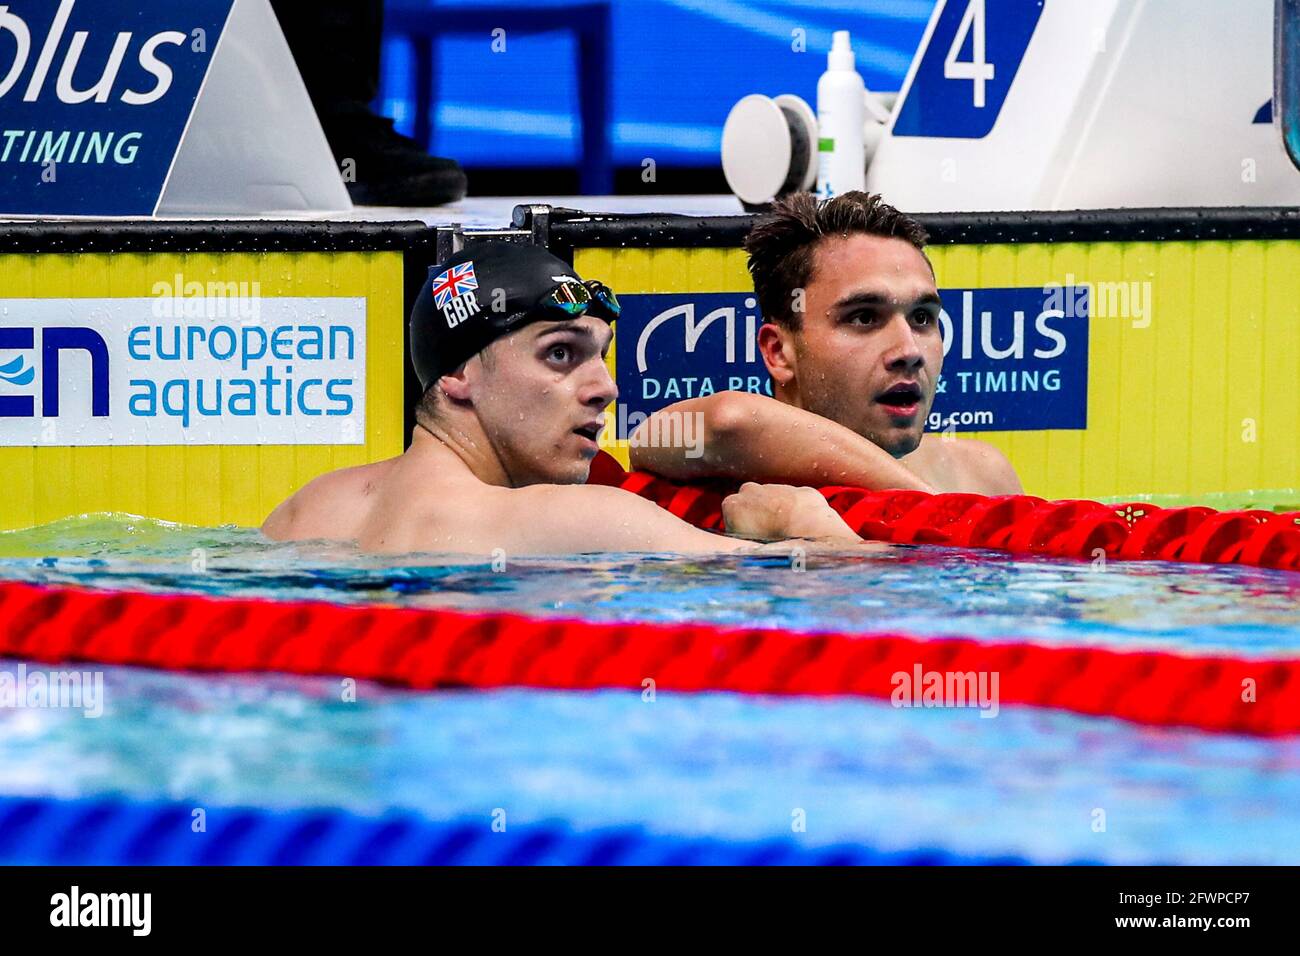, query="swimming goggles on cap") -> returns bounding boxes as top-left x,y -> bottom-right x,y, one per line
528,279 -> 621,323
